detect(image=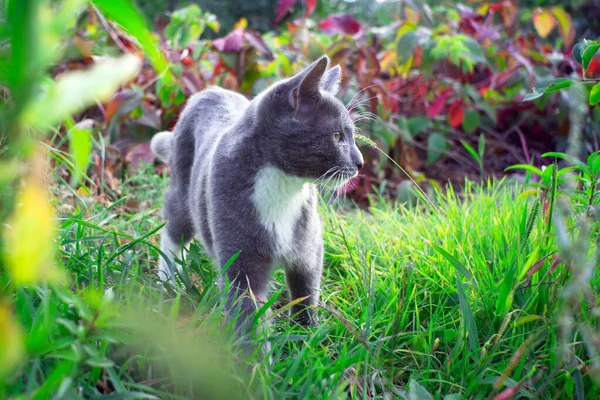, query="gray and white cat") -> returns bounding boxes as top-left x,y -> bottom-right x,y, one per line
150,55 -> 363,343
